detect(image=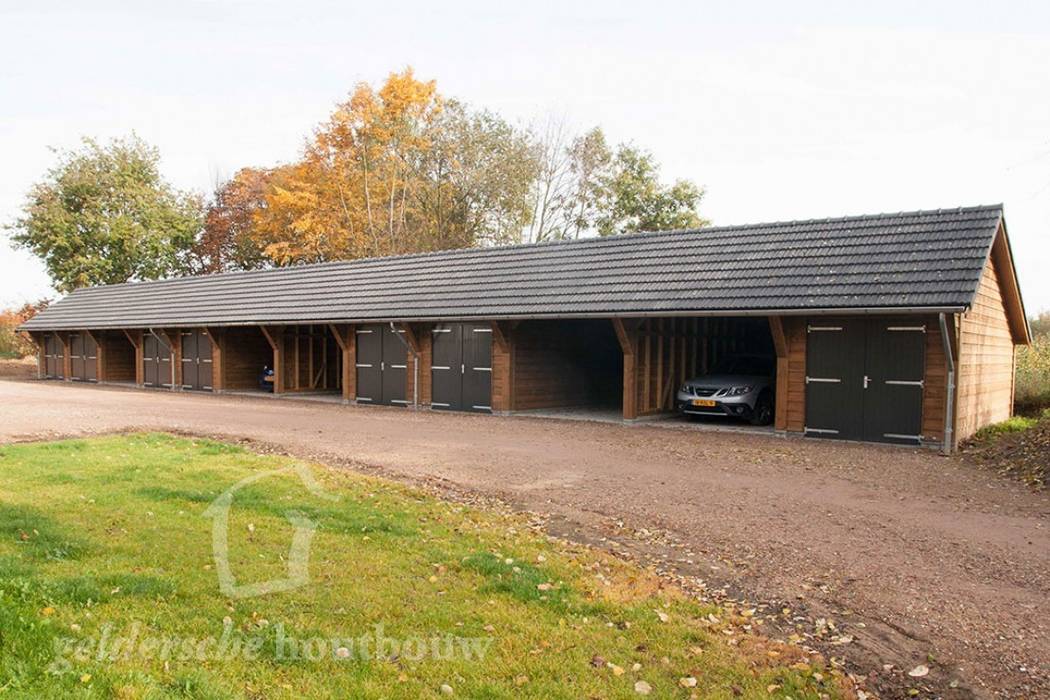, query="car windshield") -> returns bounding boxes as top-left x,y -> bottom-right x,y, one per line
710,356 -> 773,376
